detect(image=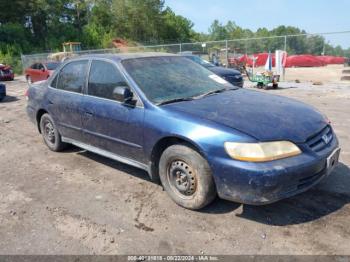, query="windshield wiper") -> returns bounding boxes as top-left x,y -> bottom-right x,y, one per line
193,88 -> 228,99
157,87 -> 237,105
157,97 -> 194,106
